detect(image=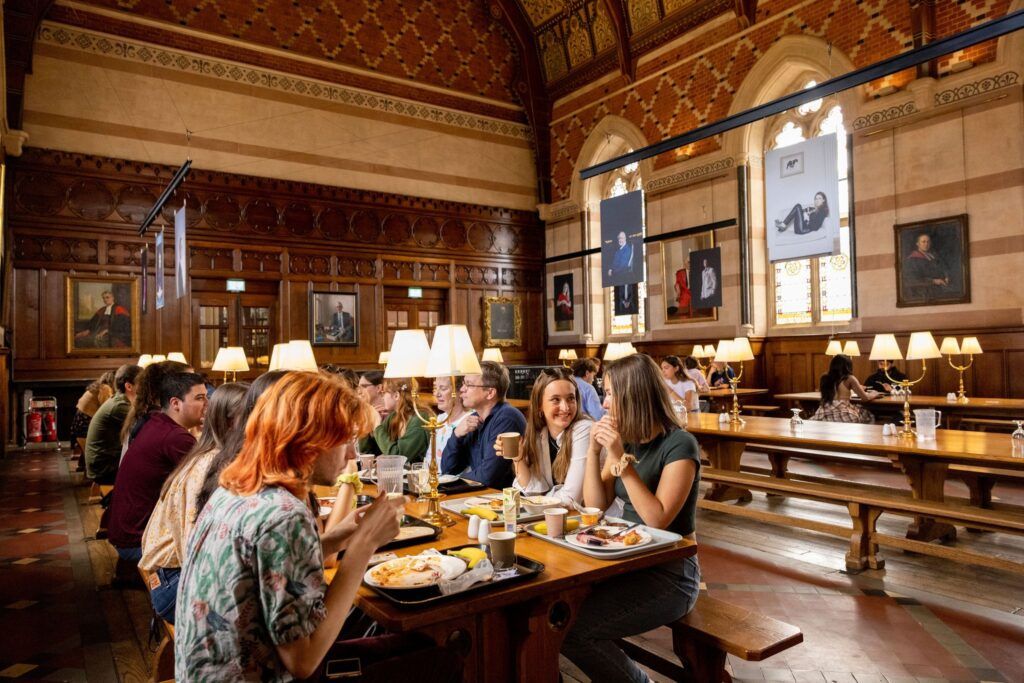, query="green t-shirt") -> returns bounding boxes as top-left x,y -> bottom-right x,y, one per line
613,427 -> 701,536
84,392 -> 130,481
367,412 -> 429,462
